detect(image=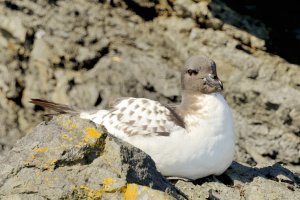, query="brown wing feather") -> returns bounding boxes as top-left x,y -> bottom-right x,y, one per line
30,99 -> 80,115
